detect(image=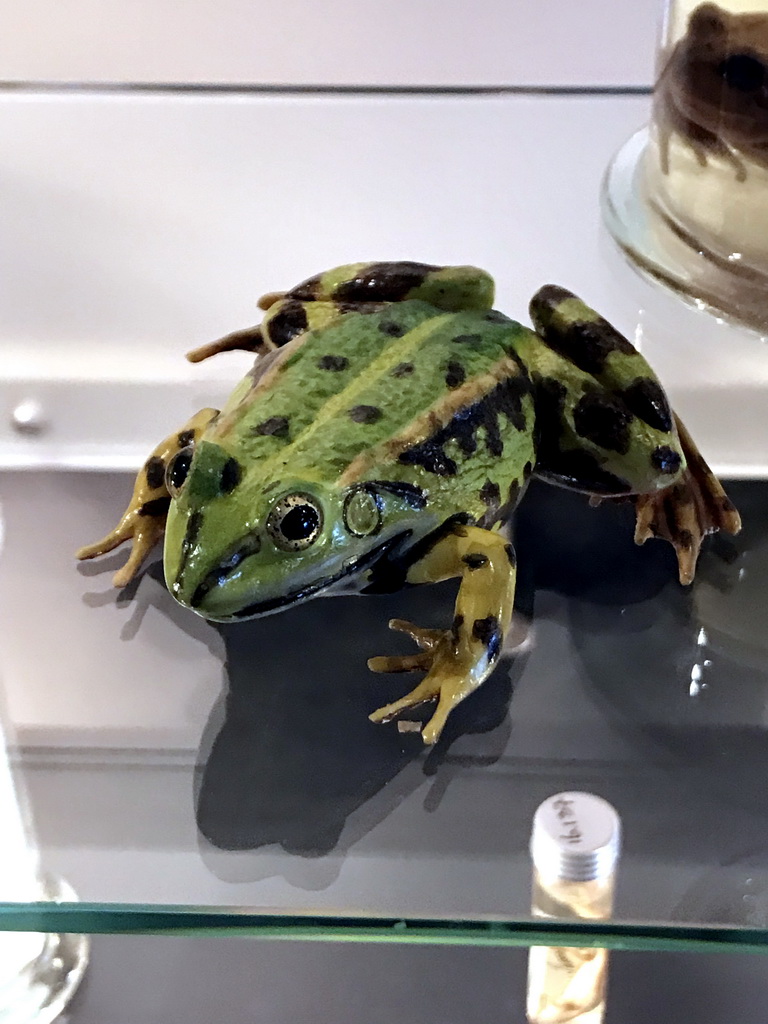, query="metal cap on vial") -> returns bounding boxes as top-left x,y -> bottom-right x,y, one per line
530,792 -> 621,884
